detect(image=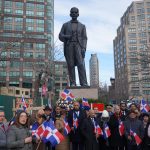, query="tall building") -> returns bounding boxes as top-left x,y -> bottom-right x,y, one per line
114,0 -> 150,101
0,0 -> 54,98
89,54 -> 99,87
